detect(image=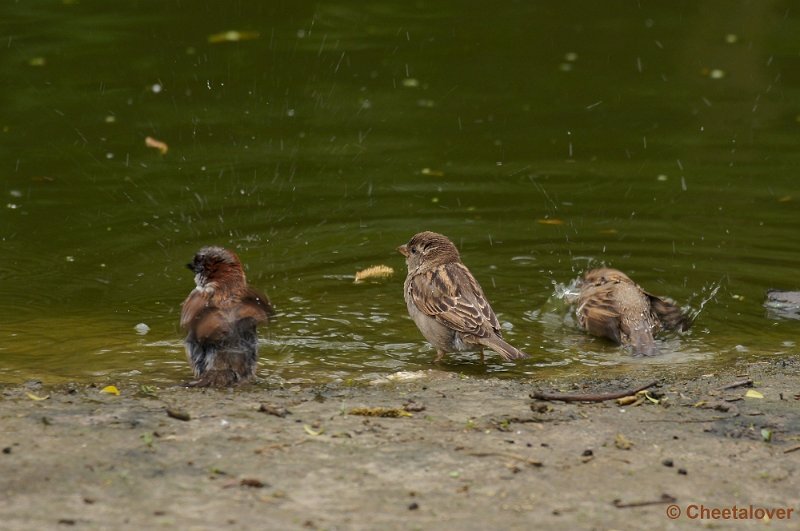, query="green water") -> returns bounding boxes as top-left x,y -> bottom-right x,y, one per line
2,1 -> 798,385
